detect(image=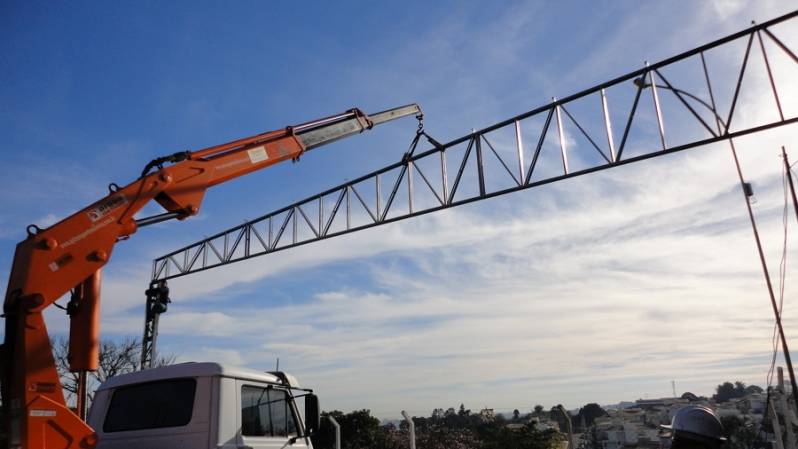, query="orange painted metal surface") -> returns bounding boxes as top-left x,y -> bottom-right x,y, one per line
2,124 -> 306,449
